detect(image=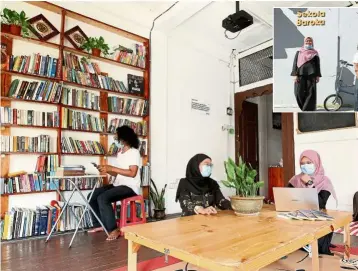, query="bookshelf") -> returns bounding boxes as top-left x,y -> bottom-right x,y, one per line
0,1 -> 151,224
